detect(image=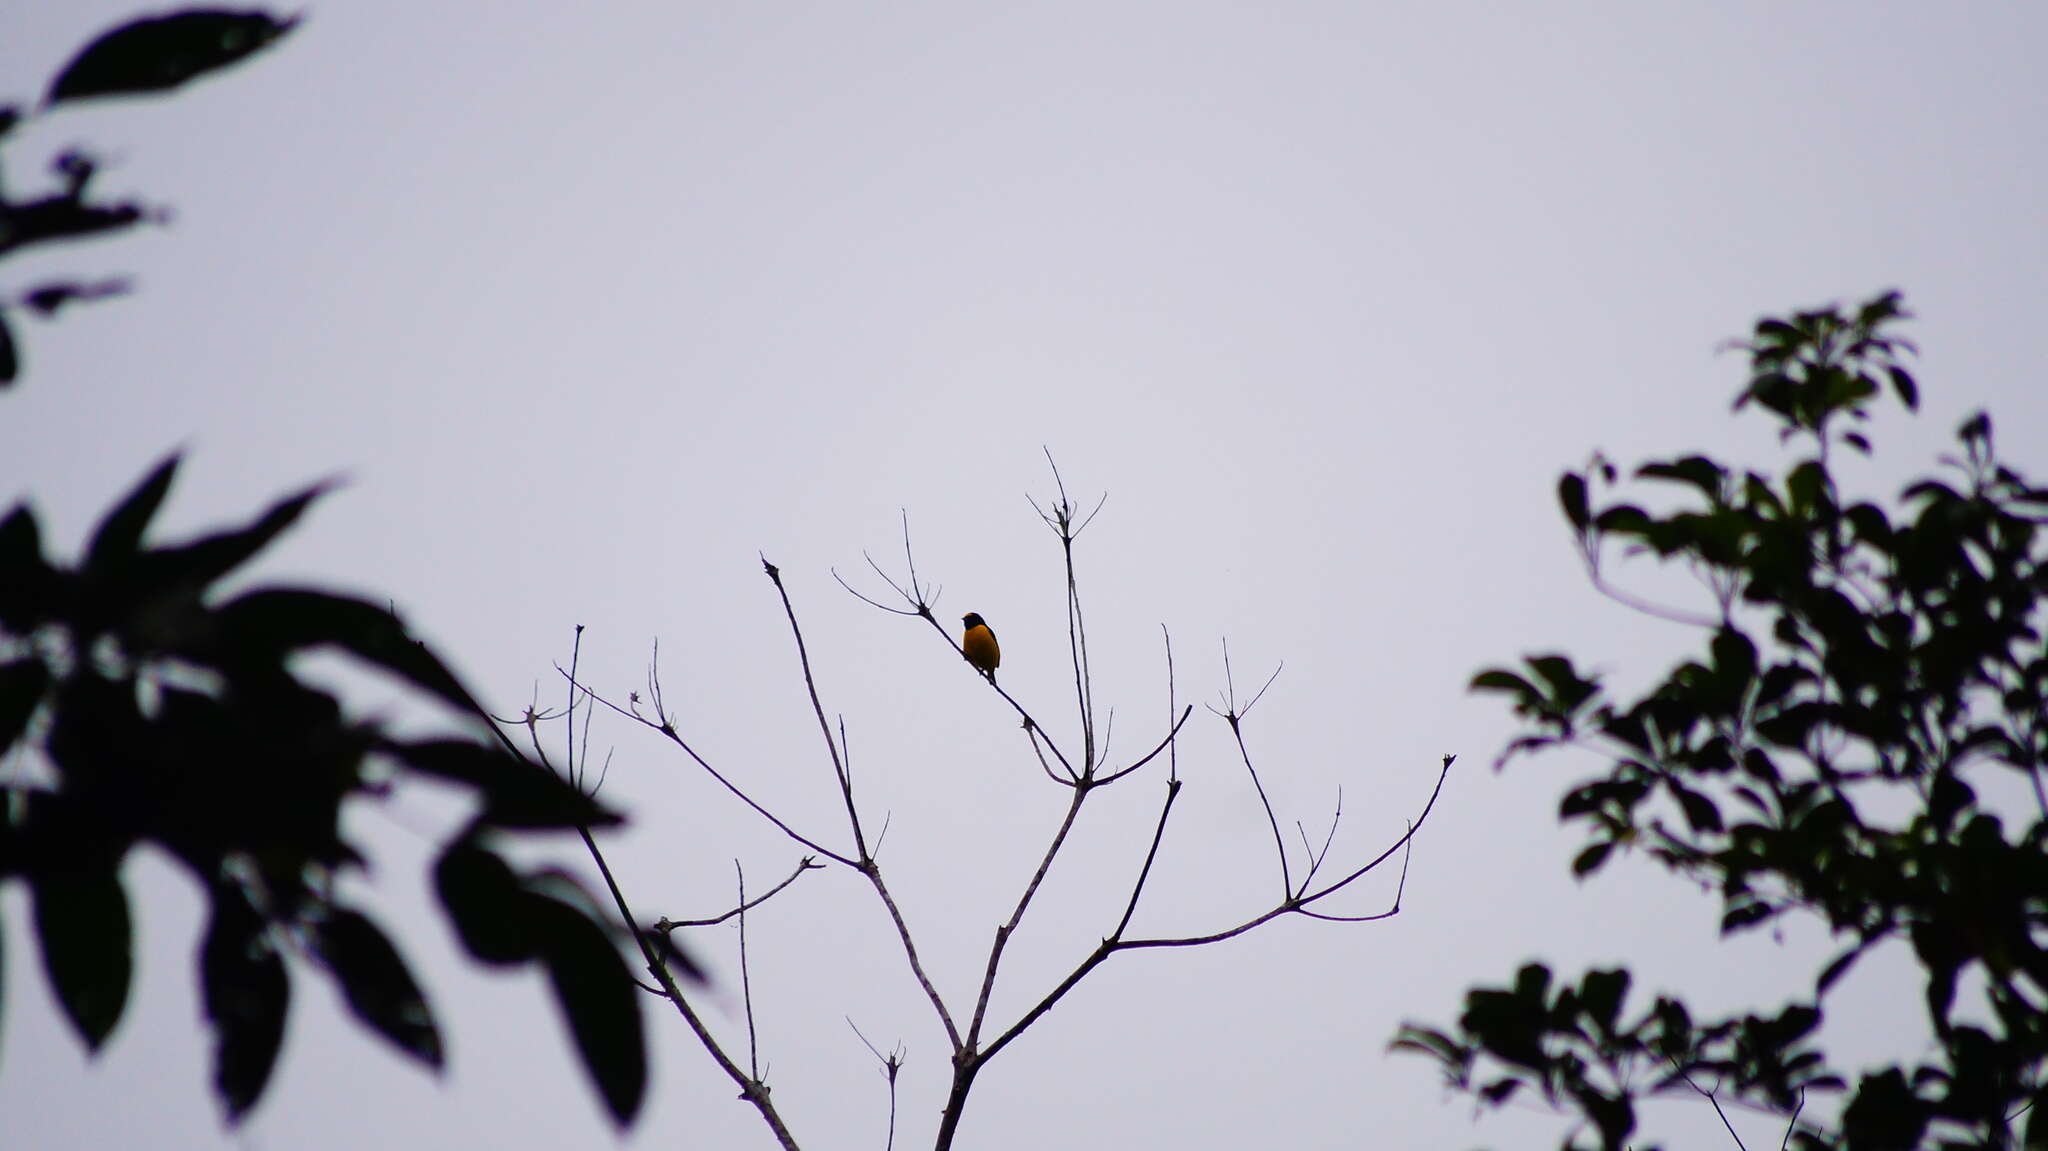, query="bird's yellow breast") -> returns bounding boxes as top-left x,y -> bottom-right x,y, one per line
963,623 -> 1000,675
